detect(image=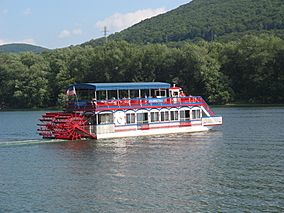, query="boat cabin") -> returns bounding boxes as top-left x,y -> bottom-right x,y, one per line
65,82 -> 195,111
